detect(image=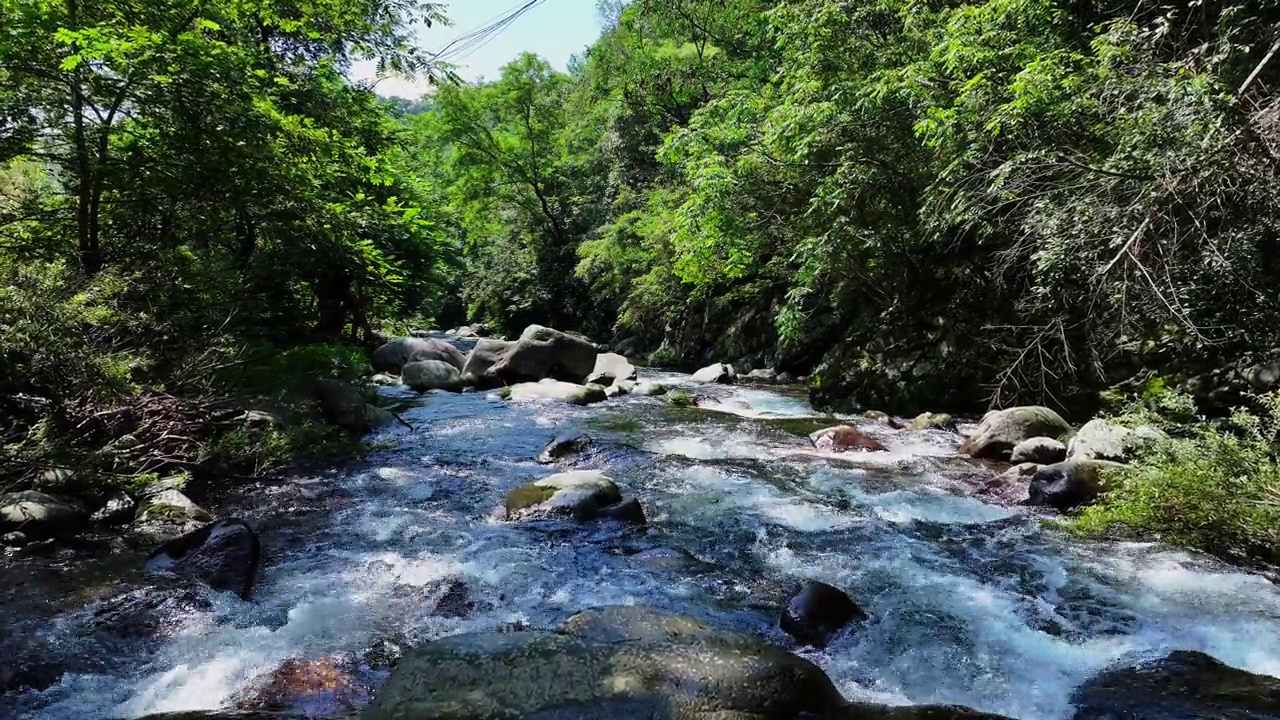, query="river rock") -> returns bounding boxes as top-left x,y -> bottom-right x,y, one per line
633,381 -> 666,396
1070,650 -> 1280,719
90,583 -> 213,639
692,362 -> 736,383
960,406 -> 1071,460
1010,436 -> 1067,465
363,604 -> 850,720
504,470 -> 640,524
460,338 -> 514,388
746,368 -> 778,384
144,518 -> 261,599
233,654 -> 372,715
0,490 -> 87,539
373,337 -> 465,373
312,379 -> 387,433
1068,418 -> 1165,462
508,379 -> 607,406
810,425 -> 888,452
536,431 -> 592,464
135,488 -> 213,537
90,490 -> 137,525
1026,459 -> 1125,510
586,352 -> 638,386
402,359 -> 464,393
780,580 -> 868,648
910,412 -> 955,431
491,325 -> 599,384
